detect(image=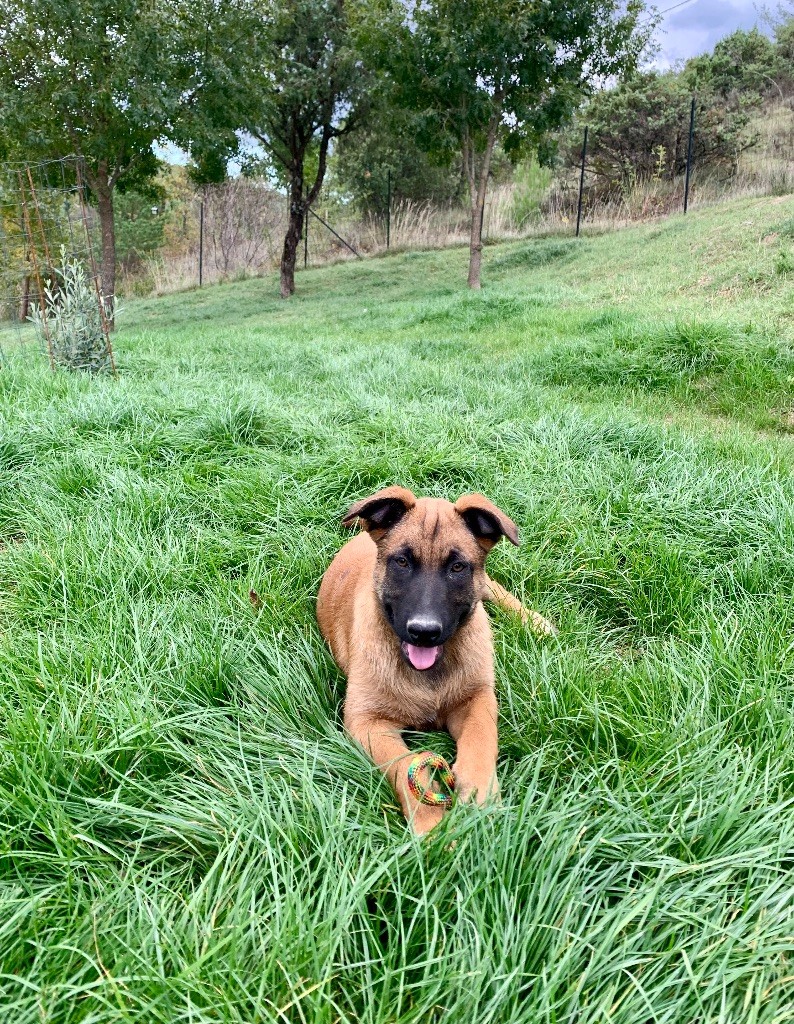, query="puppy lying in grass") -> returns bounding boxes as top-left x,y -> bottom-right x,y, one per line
318,487 -> 555,834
